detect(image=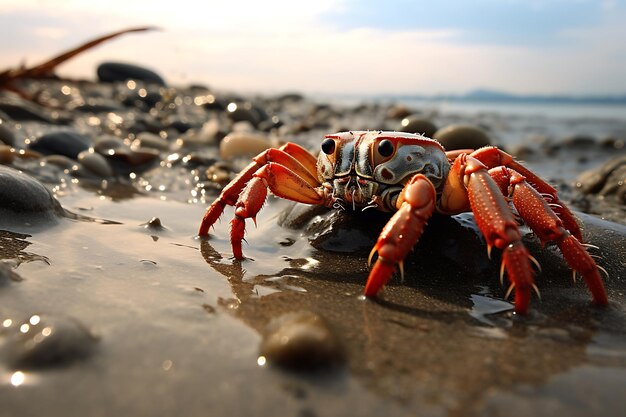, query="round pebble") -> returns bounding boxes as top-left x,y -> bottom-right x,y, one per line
0,314 -> 98,369
132,132 -> 169,151
220,132 -> 275,160
77,150 -> 114,178
399,115 -> 438,137
29,131 -> 91,159
97,62 -> 165,85
433,124 -> 492,150
259,311 -> 345,370
0,165 -> 64,228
